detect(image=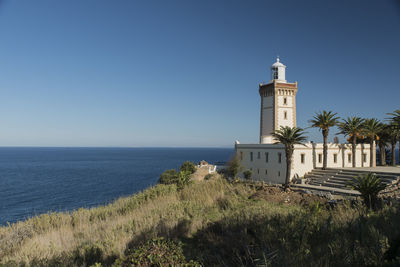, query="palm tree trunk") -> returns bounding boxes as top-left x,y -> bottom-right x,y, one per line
383,145 -> 386,165
284,148 -> 293,190
379,142 -> 386,166
370,140 -> 376,167
352,137 -> 356,168
391,141 -> 396,166
322,129 -> 328,170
